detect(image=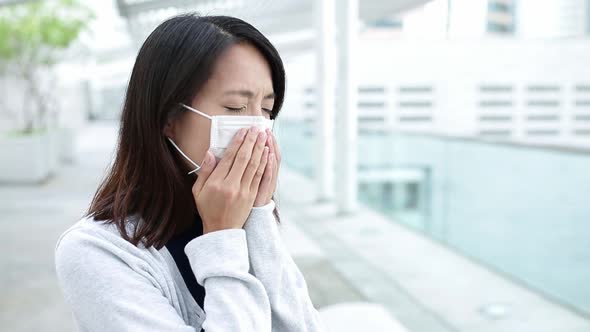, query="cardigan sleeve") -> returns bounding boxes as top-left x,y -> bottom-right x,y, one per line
185,229 -> 272,331
244,200 -> 326,331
